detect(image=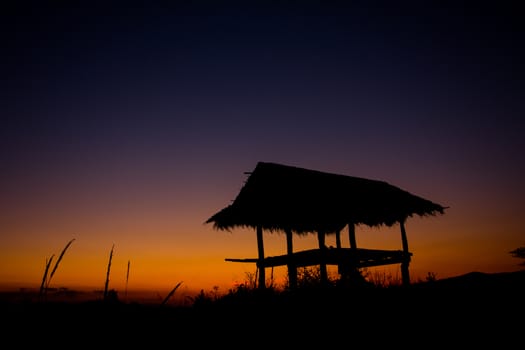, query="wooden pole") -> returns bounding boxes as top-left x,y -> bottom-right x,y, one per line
399,219 -> 411,286
336,230 -> 342,274
335,230 -> 342,248
348,223 -> 357,250
344,223 -> 359,282
256,225 -> 266,289
317,230 -> 328,285
286,229 -> 297,290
